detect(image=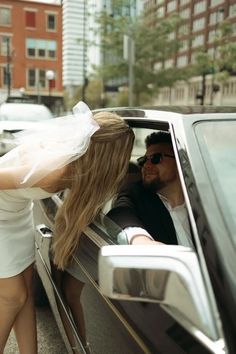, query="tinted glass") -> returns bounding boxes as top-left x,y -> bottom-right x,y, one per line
195,120 -> 236,243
